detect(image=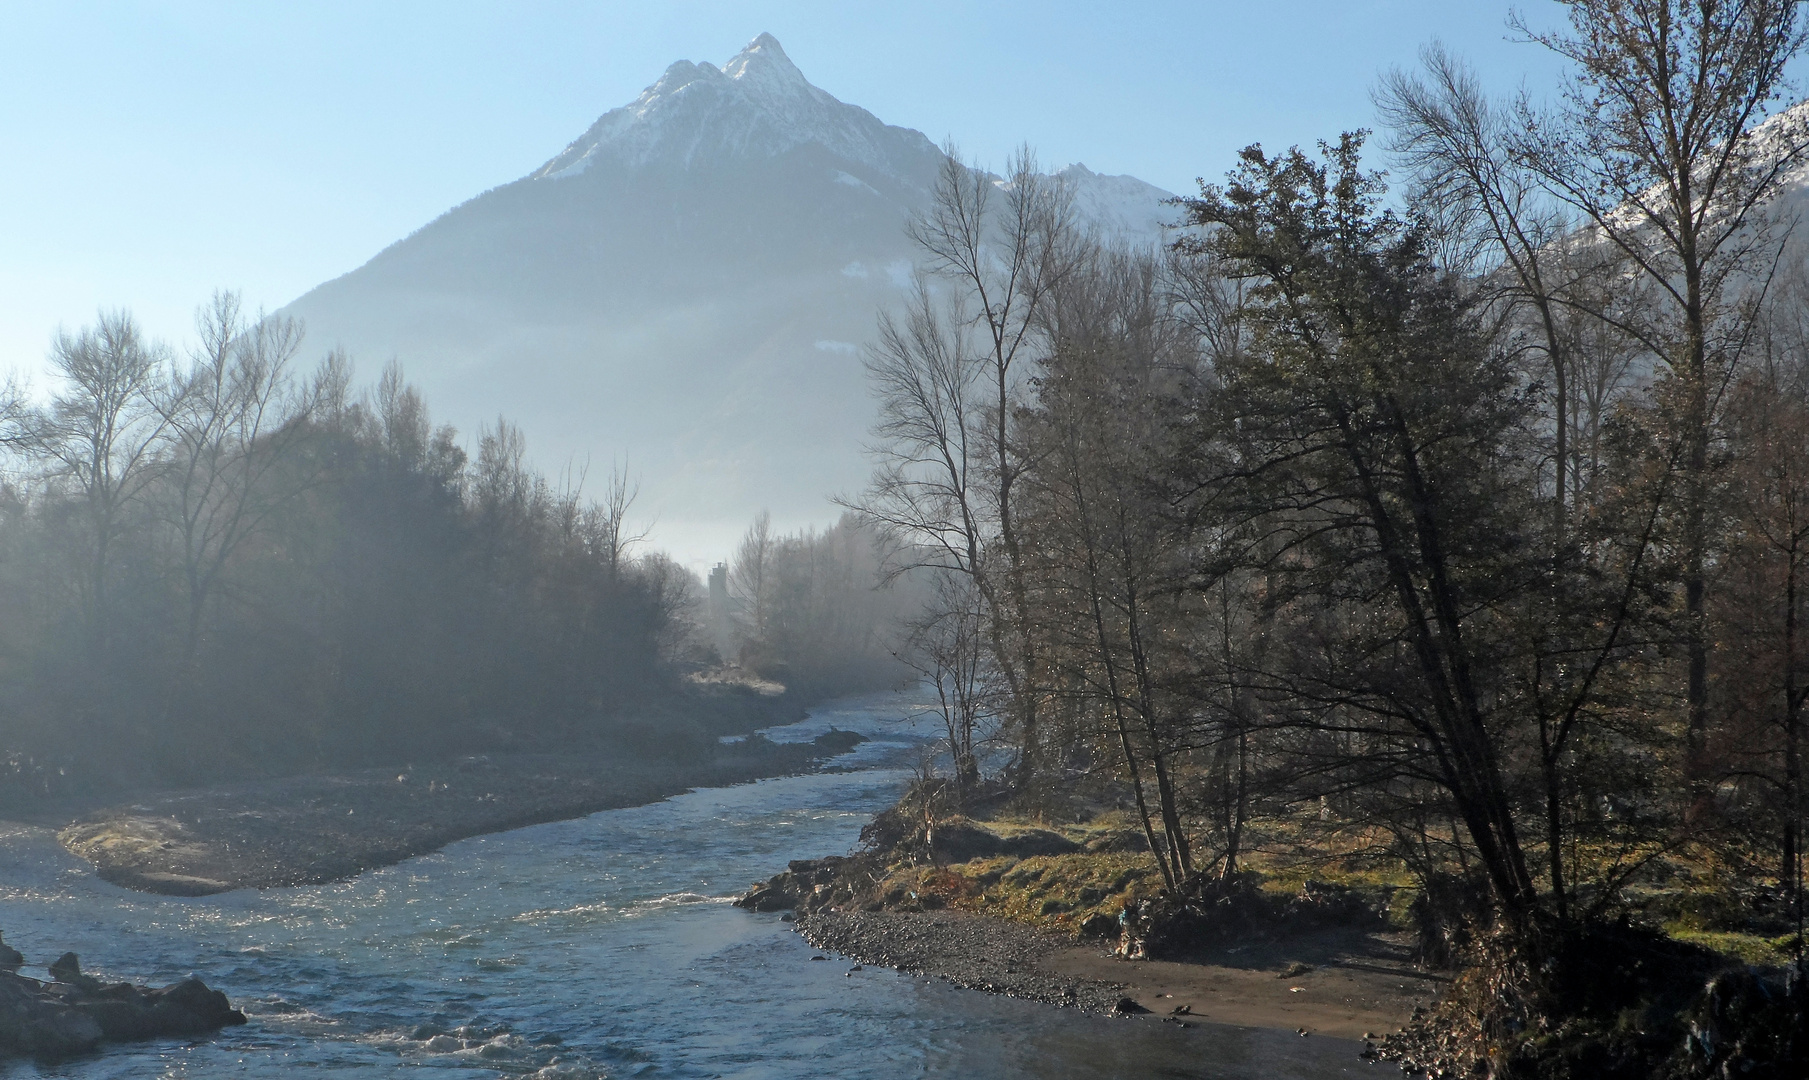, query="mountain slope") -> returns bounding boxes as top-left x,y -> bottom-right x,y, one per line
284,34 -> 1176,566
